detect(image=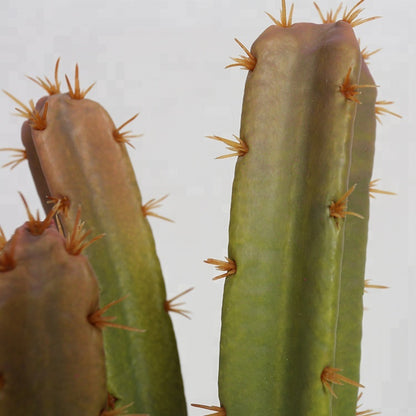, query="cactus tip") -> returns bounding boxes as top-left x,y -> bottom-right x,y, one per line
314,0 -> 380,27
225,38 -> 257,71
65,63 -> 95,99
265,0 -> 294,27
